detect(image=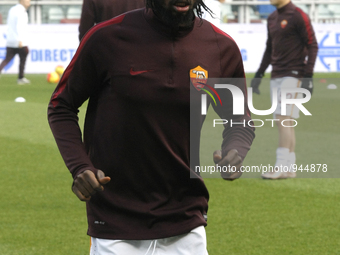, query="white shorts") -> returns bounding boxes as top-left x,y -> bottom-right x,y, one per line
270,77 -> 302,119
90,226 -> 209,255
